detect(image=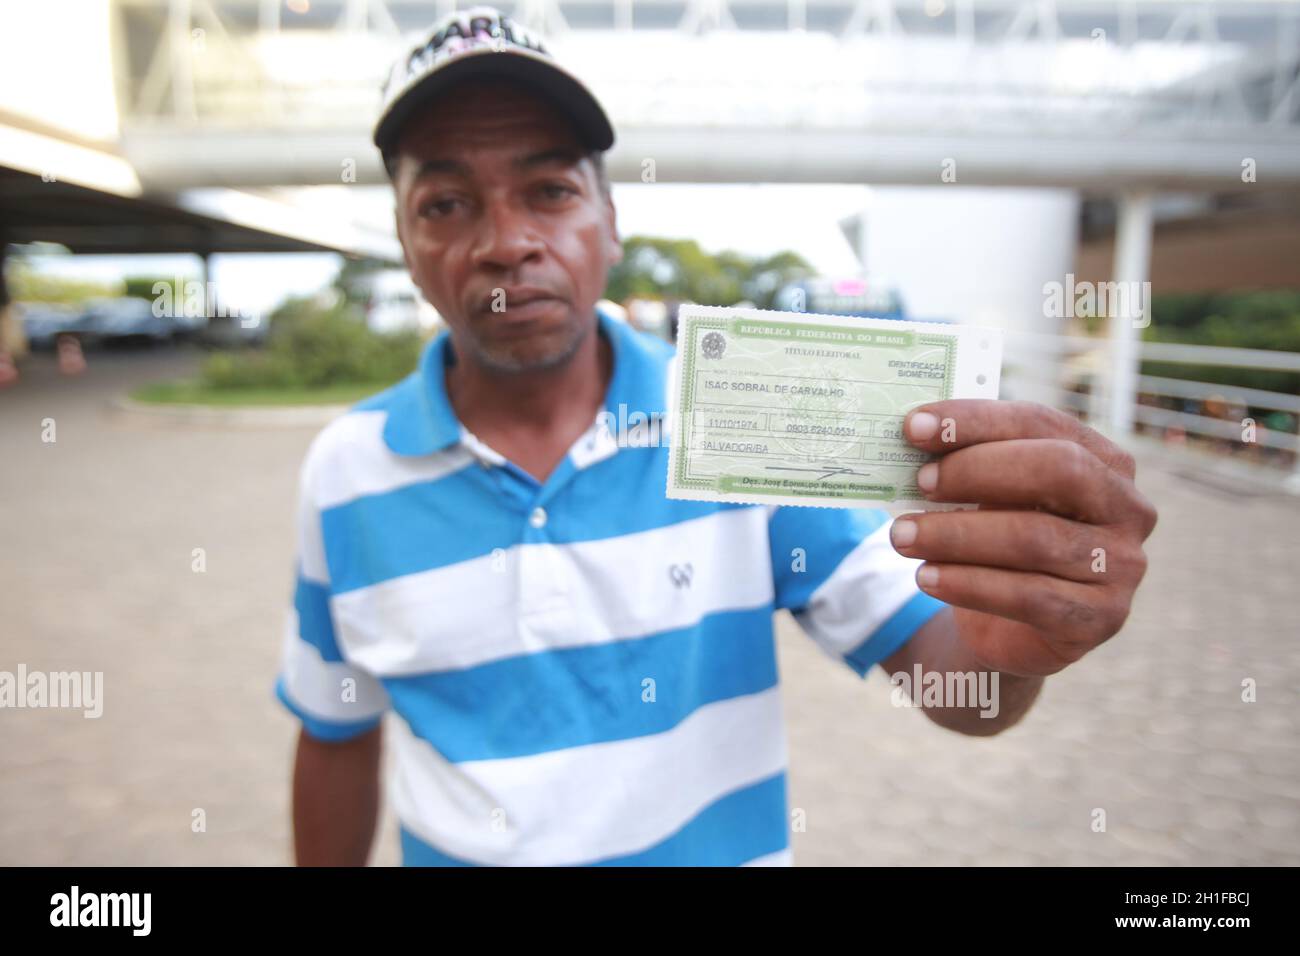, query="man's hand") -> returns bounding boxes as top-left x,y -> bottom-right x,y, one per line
890,400 -> 1158,677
